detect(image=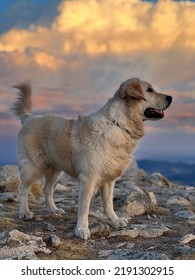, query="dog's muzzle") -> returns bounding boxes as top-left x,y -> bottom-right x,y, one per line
144,95 -> 172,120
